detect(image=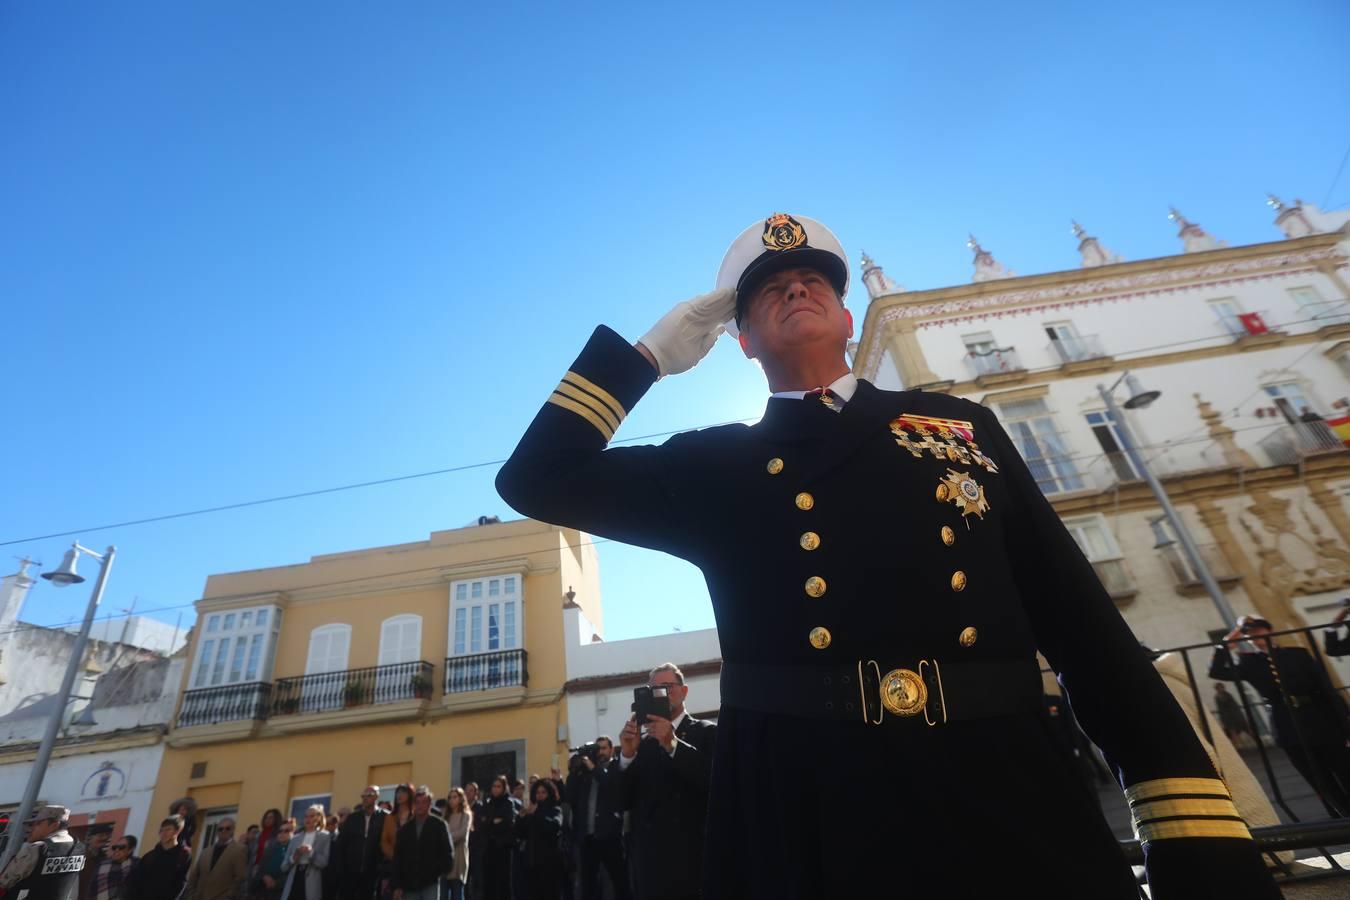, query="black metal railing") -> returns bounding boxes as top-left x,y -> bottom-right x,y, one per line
271,660 -> 435,716
444,649 -> 528,694
1046,621 -> 1350,883
177,682 -> 272,727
